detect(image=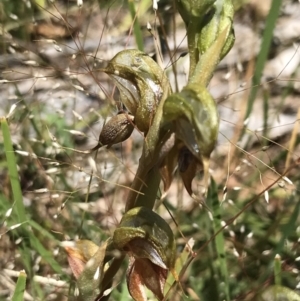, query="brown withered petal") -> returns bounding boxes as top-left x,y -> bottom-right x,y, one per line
65,247 -> 86,279
127,257 -> 167,301
113,207 -> 177,301
64,240 -> 110,301
178,146 -> 202,196
138,260 -> 167,300
127,257 -> 147,301
159,142 -> 179,192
